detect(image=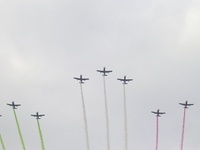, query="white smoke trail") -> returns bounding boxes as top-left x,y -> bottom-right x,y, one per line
180,108 -> 186,150
103,76 -> 110,150
123,84 -> 128,150
80,83 -> 90,150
